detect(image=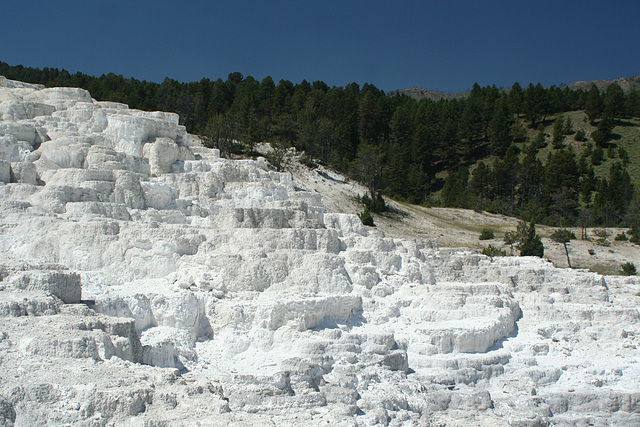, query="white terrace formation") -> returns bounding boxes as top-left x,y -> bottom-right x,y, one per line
0,76 -> 639,426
